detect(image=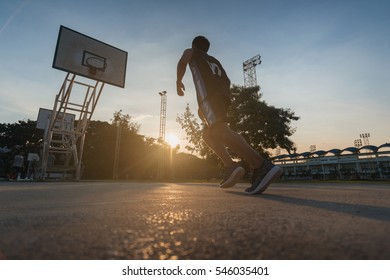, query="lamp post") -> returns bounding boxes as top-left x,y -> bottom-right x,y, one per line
158,91 -> 167,179
113,119 -> 121,180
